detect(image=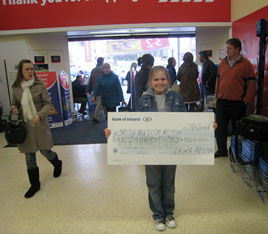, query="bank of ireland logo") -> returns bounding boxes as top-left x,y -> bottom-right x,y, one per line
143,116 -> 152,122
